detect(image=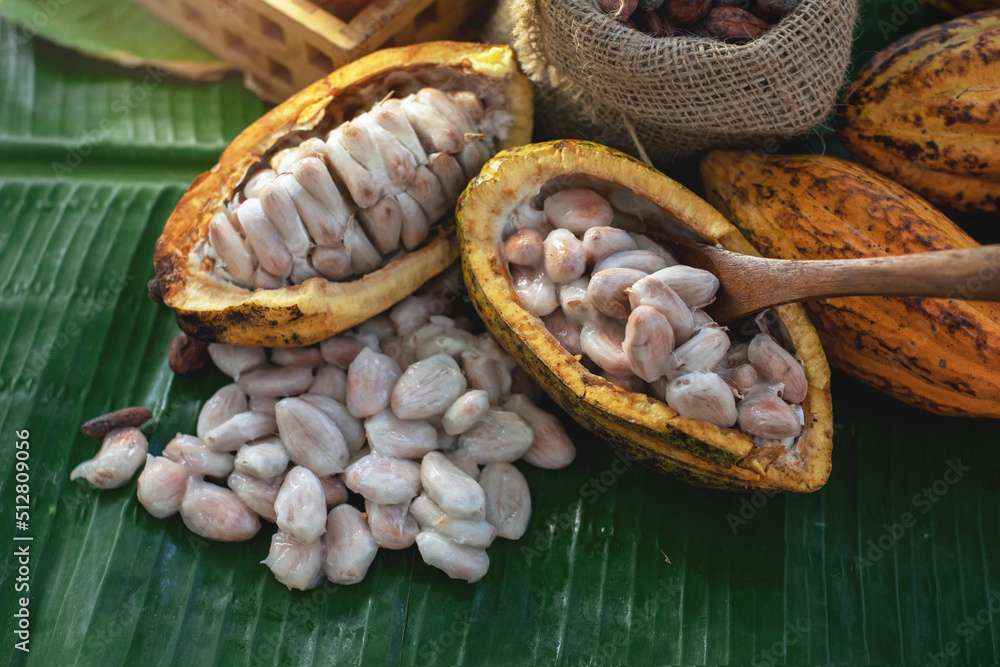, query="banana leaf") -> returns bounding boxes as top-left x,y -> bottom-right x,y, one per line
0,0 -> 232,80
2,2 -> 1000,665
